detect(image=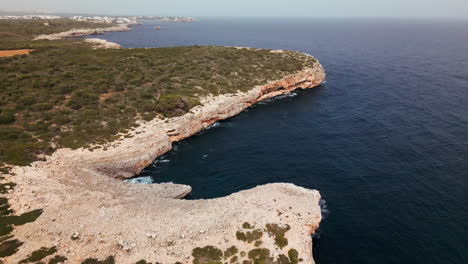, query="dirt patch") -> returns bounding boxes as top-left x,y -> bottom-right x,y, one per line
99,91 -> 119,102
0,49 -> 33,58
